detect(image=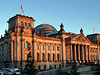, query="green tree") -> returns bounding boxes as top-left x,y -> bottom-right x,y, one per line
95,65 -> 100,75
56,66 -> 63,75
70,62 -> 80,75
24,43 -> 38,75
